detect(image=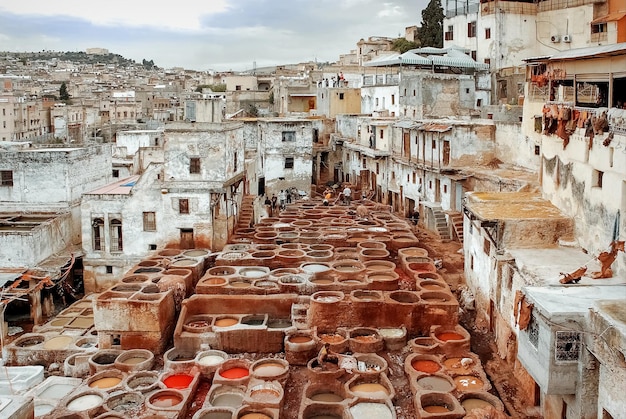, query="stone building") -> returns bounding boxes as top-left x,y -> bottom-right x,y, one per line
81,122 -> 245,292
